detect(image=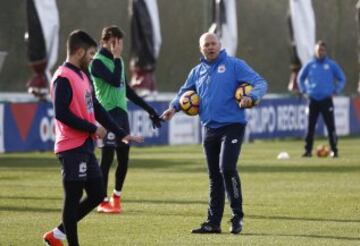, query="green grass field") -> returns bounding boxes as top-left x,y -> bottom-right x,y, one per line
0,138 -> 360,246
